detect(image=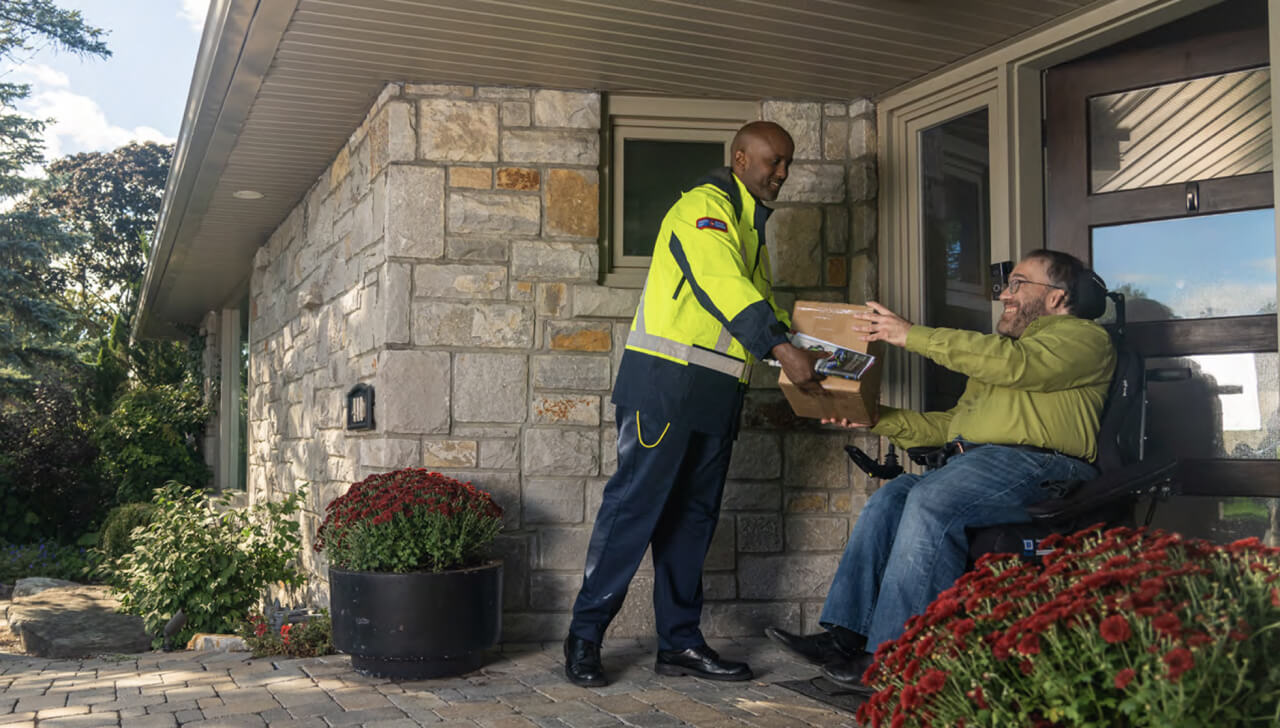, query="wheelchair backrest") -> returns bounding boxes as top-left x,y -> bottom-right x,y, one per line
1093,292 -> 1147,474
